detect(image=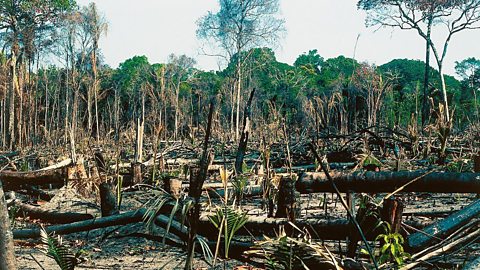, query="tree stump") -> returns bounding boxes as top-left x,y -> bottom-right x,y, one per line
275,176 -> 300,222
163,176 -> 182,199
100,182 -> 119,217
474,154 -> 480,173
131,162 -> 143,184
381,198 -> 404,233
94,151 -> 106,174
